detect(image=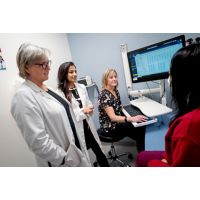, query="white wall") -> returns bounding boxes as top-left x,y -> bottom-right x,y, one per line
0,33 -> 72,166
